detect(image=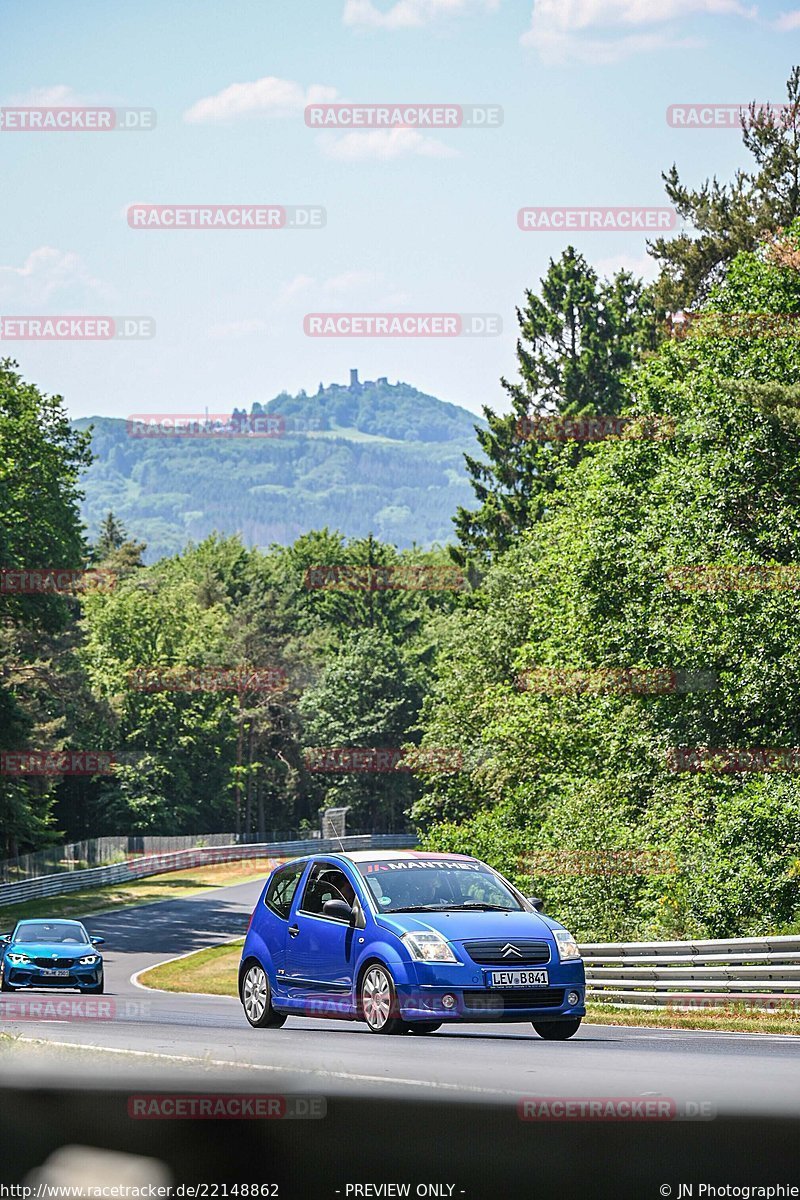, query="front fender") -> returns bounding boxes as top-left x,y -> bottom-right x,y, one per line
355,939 -> 417,990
